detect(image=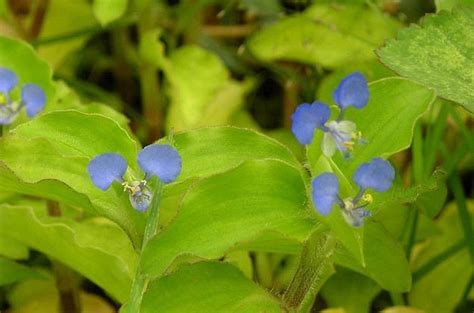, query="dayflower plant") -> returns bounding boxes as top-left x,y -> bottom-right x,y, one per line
0,67 -> 46,124
311,157 -> 395,226
87,144 -> 182,212
291,72 -> 369,158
